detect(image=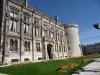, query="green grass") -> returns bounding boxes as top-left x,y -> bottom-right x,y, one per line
0,58 -> 93,75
